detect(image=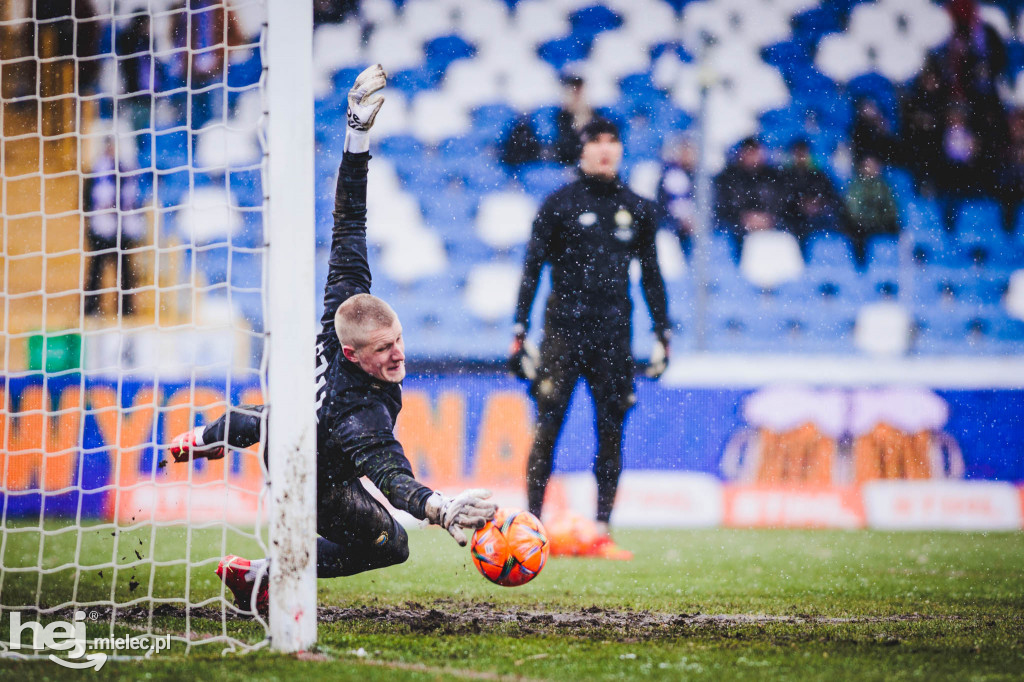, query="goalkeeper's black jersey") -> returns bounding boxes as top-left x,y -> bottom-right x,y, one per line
211,151 -> 433,520
310,151 -> 433,520
513,172 -> 670,339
